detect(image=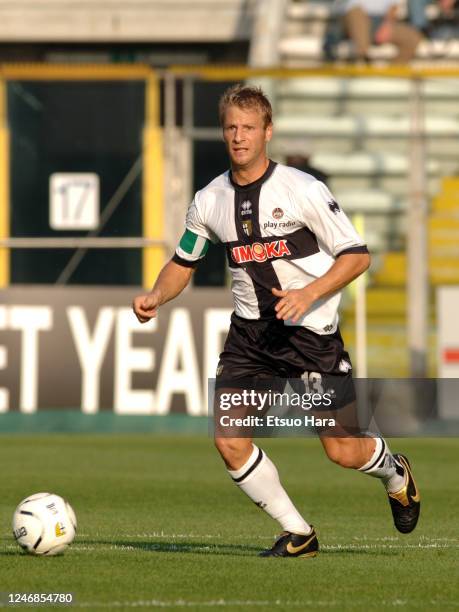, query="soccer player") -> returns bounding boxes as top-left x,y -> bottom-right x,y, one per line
132,85 -> 420,558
